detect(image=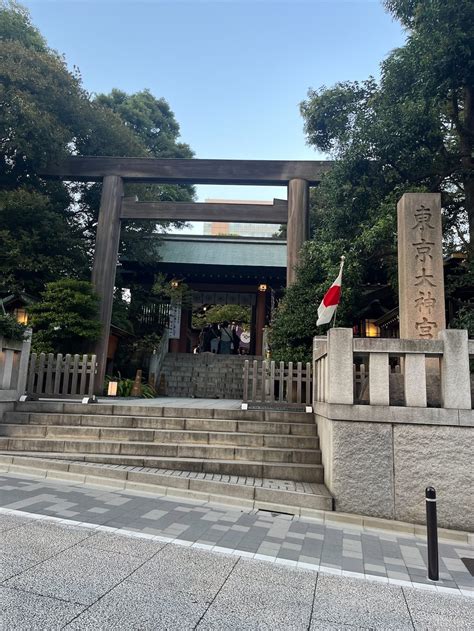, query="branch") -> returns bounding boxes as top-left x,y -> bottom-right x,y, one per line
450,91 -> 463,136
453,222 -> 469,248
